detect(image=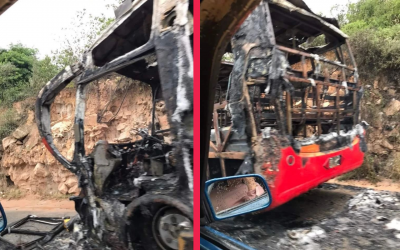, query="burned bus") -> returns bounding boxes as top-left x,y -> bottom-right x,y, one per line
208,0 -> 367,210
34,0 -> 193,249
